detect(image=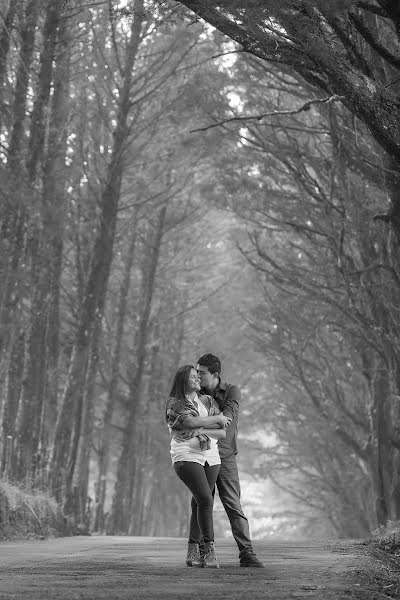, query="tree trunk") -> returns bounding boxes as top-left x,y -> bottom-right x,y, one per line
26,0 -> 65,183
0,331 -> 24,477
64,325 -> 100,530
0,0 -> 18,130
390,385 -> 400,519
371,367 -> 392,525
94,221 -> 139,533
0,0 -> 40,362
129,318 -> 170,534
38,9 -> 70,470
6,0 -> 40,171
